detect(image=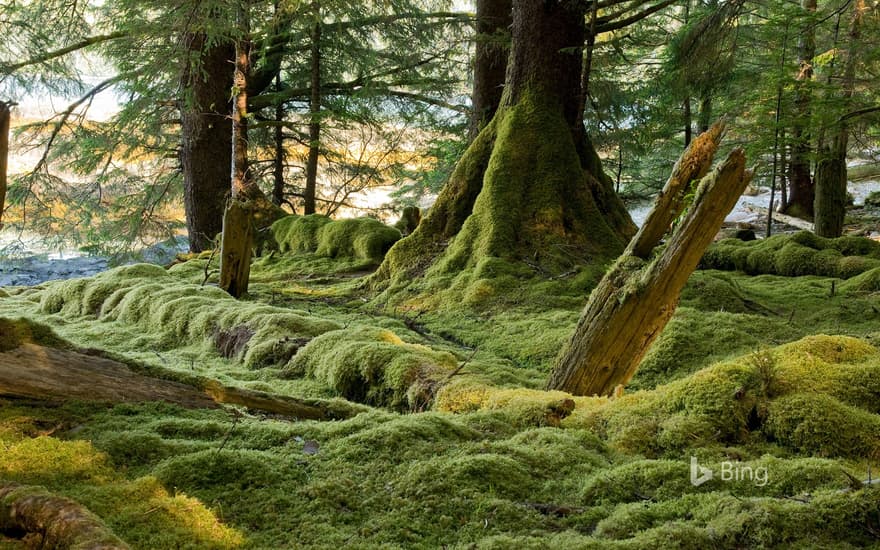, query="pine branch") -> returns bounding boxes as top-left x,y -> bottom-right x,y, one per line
0,32 -> 125,75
